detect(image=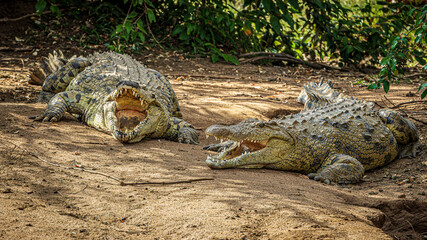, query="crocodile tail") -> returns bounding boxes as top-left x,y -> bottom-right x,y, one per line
29,50 -> 69,85
297,78 -> 339,106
